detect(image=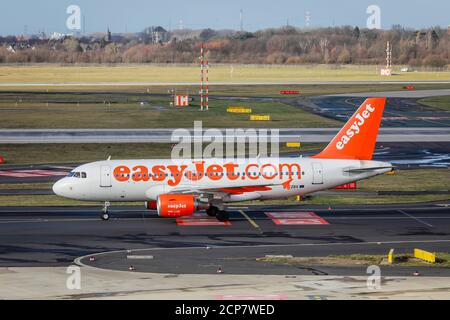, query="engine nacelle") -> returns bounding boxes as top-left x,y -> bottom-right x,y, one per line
156,194 -> 206,217
145,200 -> 157,210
